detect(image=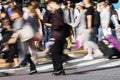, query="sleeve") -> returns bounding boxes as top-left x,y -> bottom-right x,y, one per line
52,9 -> 64,30
73,14 -> 81,28
86,7 -> 94,15
13,19 -> 24,32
